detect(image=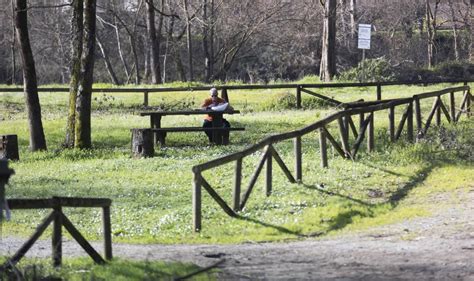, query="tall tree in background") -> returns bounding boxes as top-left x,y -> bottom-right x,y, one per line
469,0 -> 474,62
66,0 -> 97,148
349,0 -> 357,38
14,0 -> 47,151
146,0 -> 163,84
320,0 -> 337,82
426,0 -> 441,68
65,0 -> 84,147
202,0 -> 214,82
183,0 -> 194,81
